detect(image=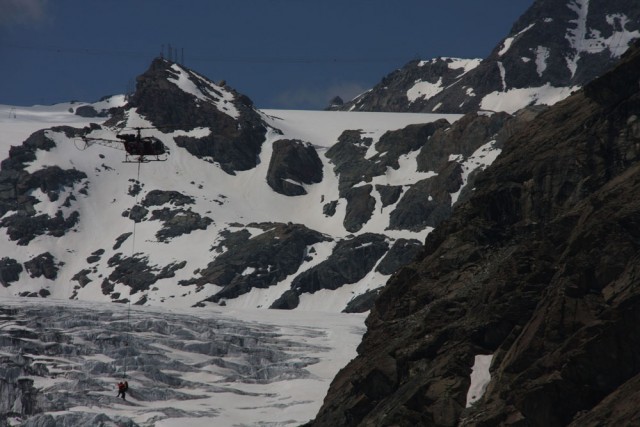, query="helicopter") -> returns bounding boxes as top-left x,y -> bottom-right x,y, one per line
80,127 -> 169,163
